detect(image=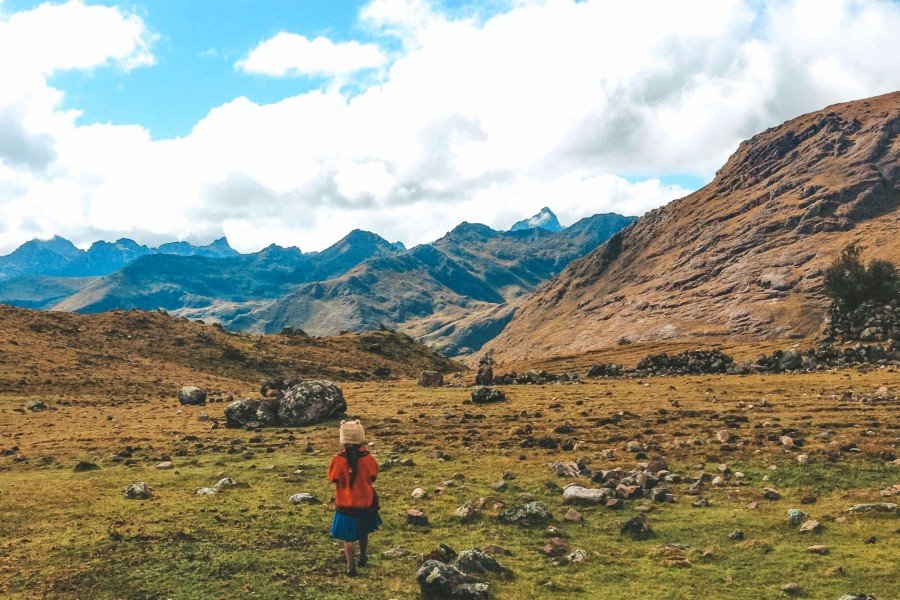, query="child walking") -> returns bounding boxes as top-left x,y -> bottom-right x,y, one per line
328,420 -> 382,576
